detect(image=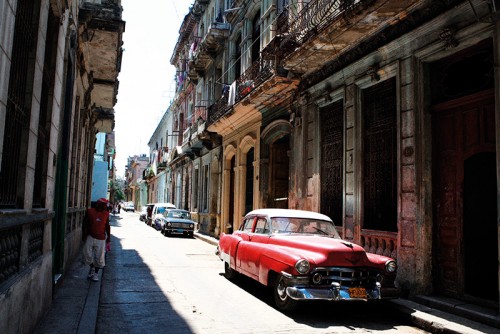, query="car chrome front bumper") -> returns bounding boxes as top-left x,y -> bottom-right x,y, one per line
164,228 -> 193,234
285,282 -> 383,301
